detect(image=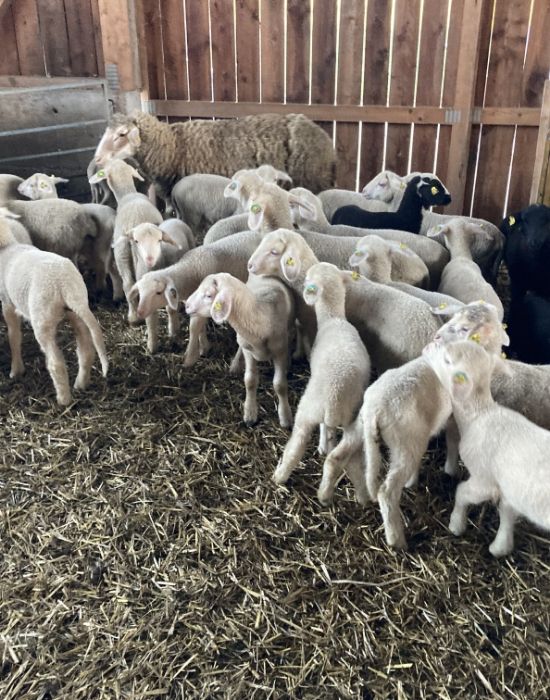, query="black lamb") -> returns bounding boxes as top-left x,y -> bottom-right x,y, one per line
507,291 -> 550,364
331,176 -> 451,233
